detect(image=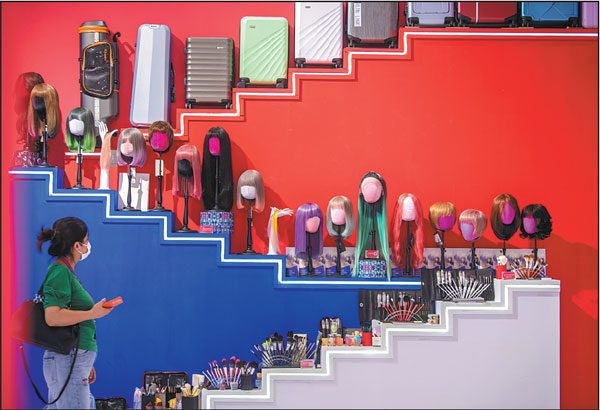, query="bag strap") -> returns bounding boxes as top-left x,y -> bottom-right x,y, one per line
18,330 -> 80,405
